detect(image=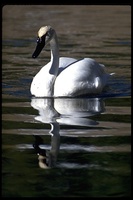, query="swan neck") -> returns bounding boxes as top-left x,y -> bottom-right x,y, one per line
49,32 -> 59,75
